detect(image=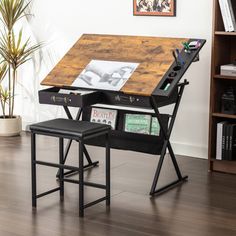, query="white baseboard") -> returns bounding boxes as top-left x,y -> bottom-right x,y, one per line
22,120 -> 208,159
171,142 -> 208,159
